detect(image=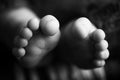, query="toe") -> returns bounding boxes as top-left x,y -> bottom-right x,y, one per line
14,36 -> 28,47
92,29 -> 105,42
20,27 -> 33,40
12,48 -> 26,59
97,49 -> 109,60
19,38 -> 28,47
28,18 -> 40,31
40,15 -> 59,36
72,17 -> 96,39
95,40 -> 108,51
94,60 -> 105,67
